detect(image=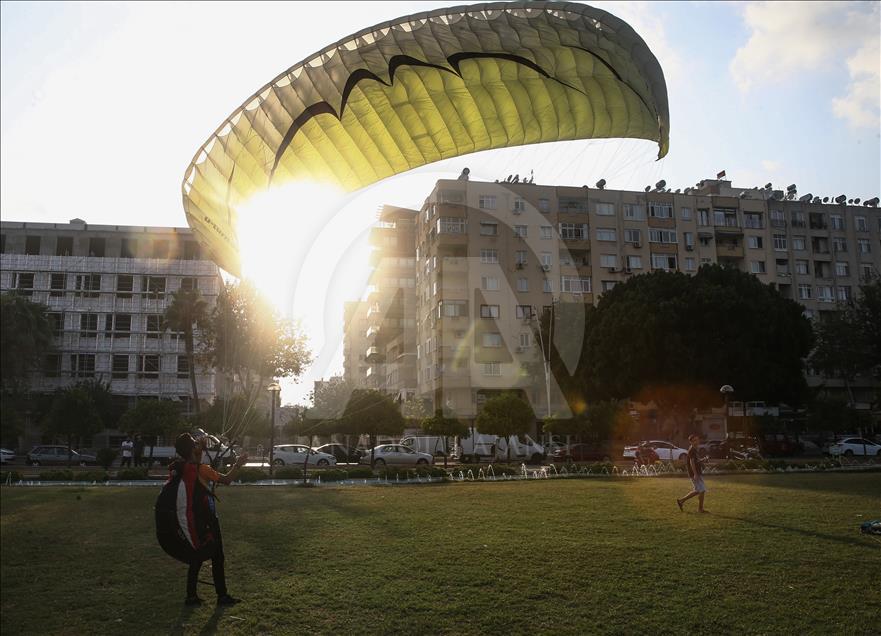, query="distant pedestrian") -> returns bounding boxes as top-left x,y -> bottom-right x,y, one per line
133,435 -> 145,467
120,437 -> 134,468
676,434 -> 708,513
